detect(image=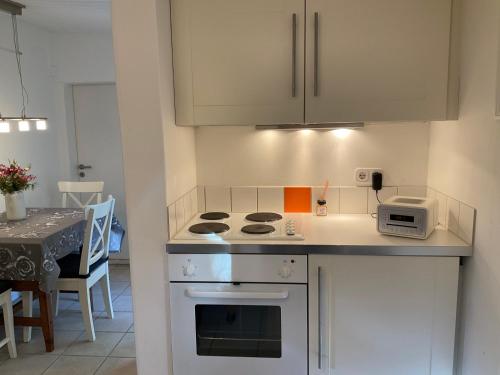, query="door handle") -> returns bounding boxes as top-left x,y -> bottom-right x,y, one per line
292,13 -> 297,97
185,288 -> 289,300
318,266 -> 322,369
314,12 -> 319,96
78,164 -> 92,170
